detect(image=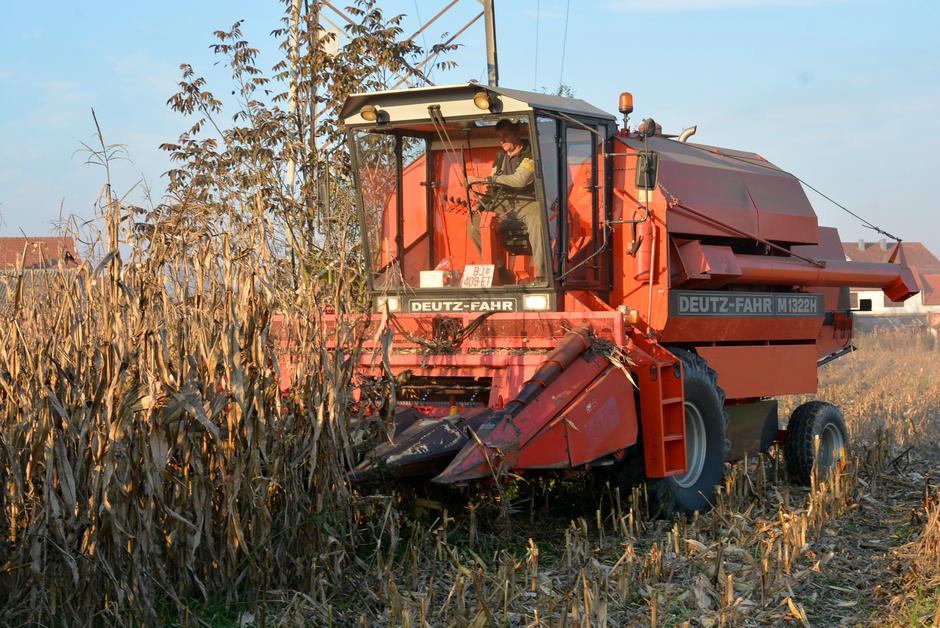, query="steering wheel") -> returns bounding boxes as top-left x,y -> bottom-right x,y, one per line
466,179 -> 509,210
465,178 -> 489,197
